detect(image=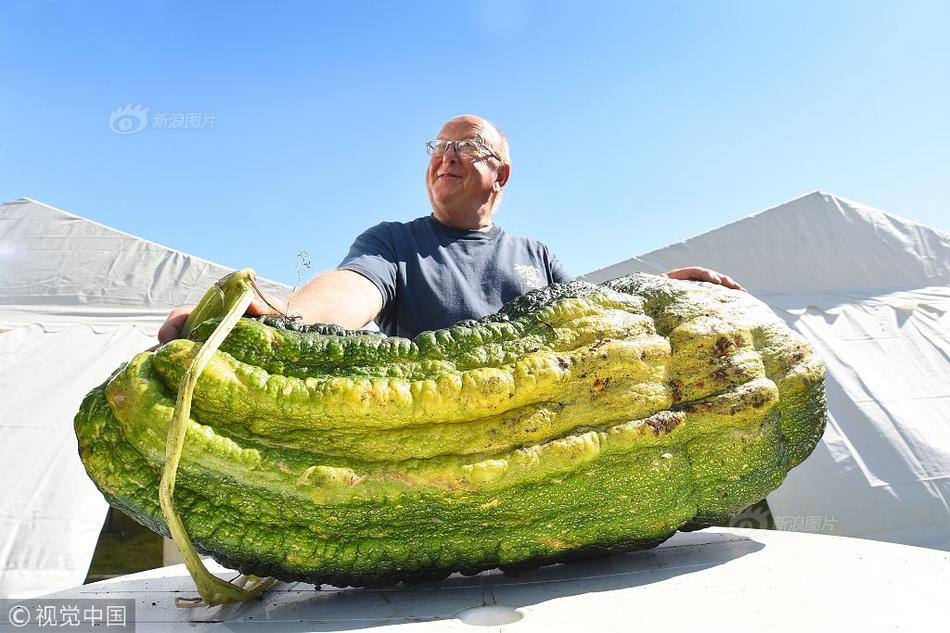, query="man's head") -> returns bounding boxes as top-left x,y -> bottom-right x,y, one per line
425,115 -> 510,230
